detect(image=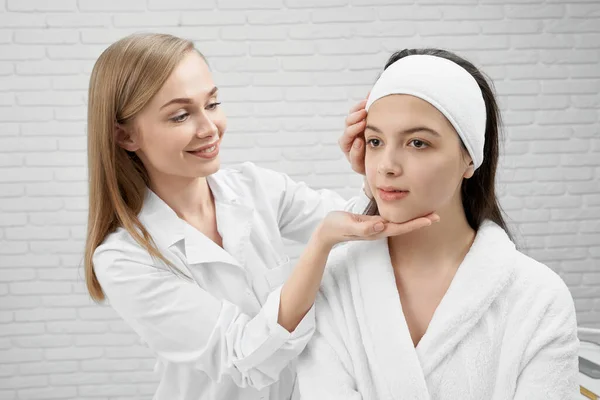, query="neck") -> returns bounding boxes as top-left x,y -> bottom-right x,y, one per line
388,205 -> 475,274
149,173 -> 214,221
